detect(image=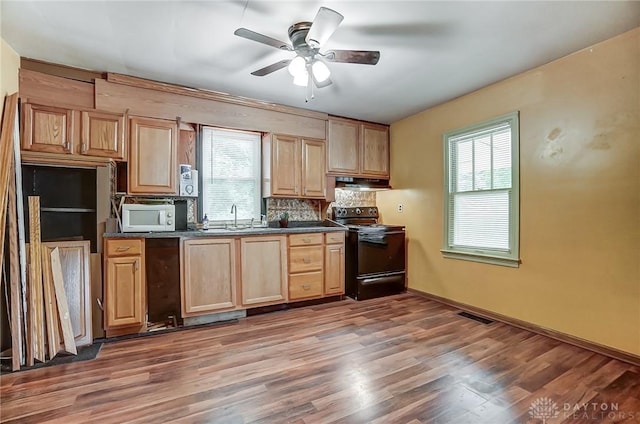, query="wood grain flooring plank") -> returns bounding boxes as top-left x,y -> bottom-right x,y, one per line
1,293 -> 639,424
